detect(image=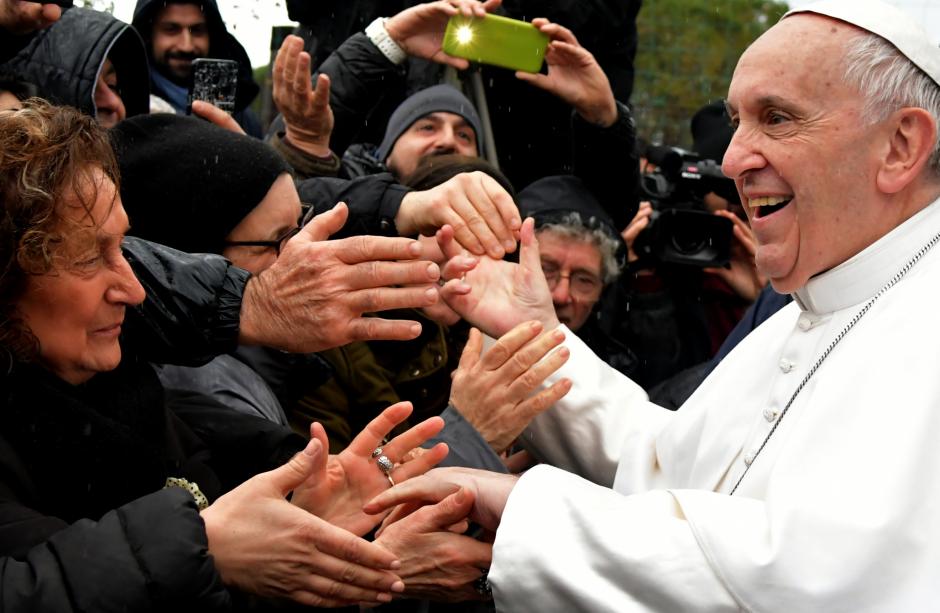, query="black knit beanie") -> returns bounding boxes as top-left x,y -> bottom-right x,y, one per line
518,175 -> 626,267
376,84 -> 484,161
111,114 -> 290,254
